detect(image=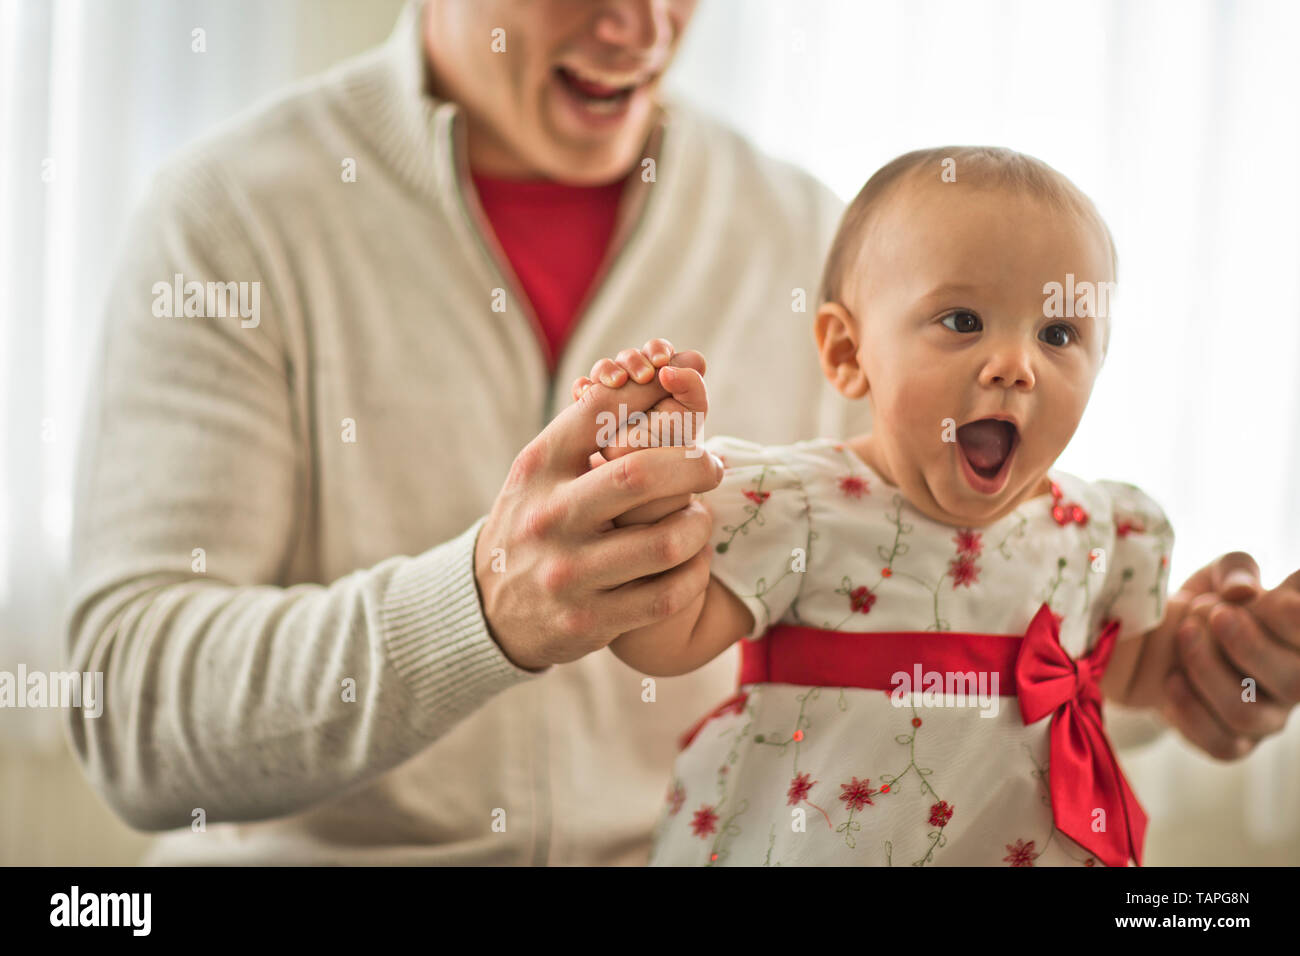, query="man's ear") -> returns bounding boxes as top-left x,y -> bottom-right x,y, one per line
814,302 -> 869,399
